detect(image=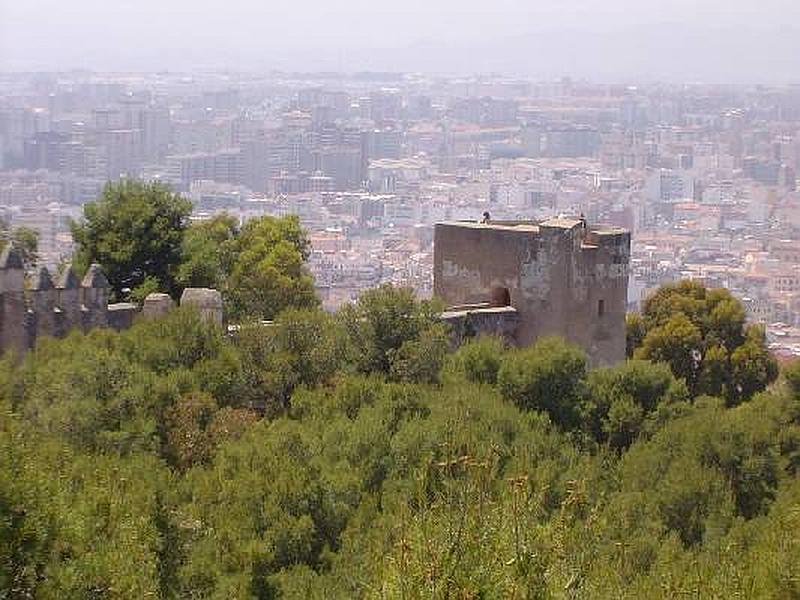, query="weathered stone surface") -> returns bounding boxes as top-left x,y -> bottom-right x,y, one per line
55,267 -> 81,336
142,293 -> 175,319
180,288 -> 223,324
81,263 -> 110,289
56,266 -> 80,290
80,263 -> 109,329
30,266 -> 54,291
434,218 -> 630,366
0,258 -> 229,354
441,305 -> 521,346
0,245 -> 24,270
107,303 -> 137,331
0,245 -> 26,353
